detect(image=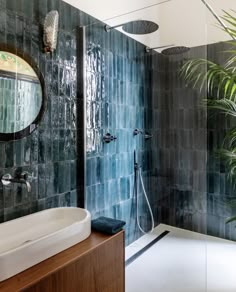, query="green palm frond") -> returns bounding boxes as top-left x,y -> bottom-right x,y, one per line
223,127 -> 236,148
216,149 -> 236,185
225,55 -> 236,72
221,10 -> 236,39
226,216 -> 236,224
182,10 -> 236,225
225,198 -> 236,208
181,59 -> 236,100
205,99 -> 236,117
226,41 -> 236,47
224,41 -> 236,67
